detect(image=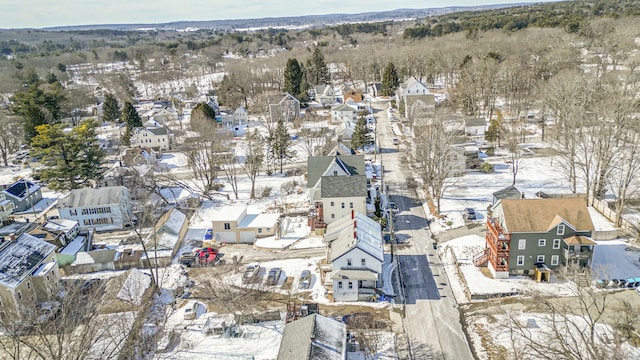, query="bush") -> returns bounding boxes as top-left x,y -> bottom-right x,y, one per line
480,162 -> 494,173
212,182 -> 225,191
261,186 -> 272,198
